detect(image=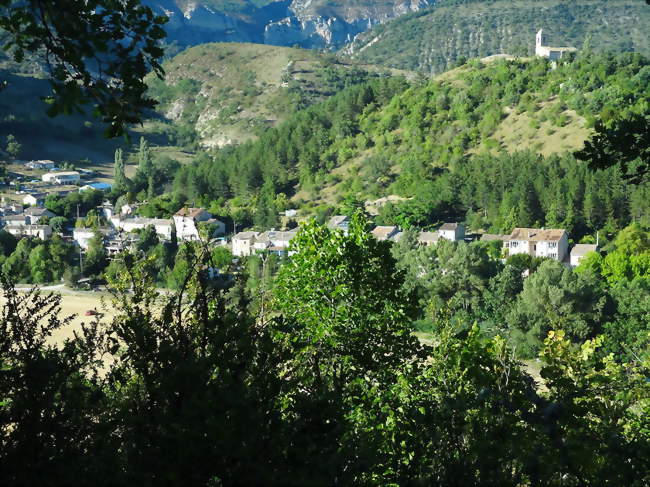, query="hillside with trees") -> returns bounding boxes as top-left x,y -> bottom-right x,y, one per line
145,42 -> 408,149
346,0 -> 650,74
170,52 -> 649,240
